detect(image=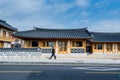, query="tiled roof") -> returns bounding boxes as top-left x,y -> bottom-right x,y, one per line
0,20 -> 17,31
13,28 -> 92,39
91,32 -> 120,42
